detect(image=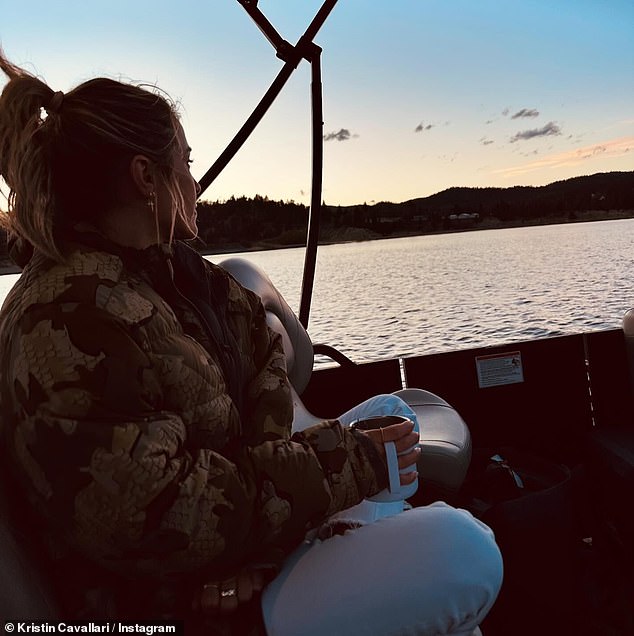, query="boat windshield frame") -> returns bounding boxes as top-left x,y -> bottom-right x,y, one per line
198,0 -> 340,328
